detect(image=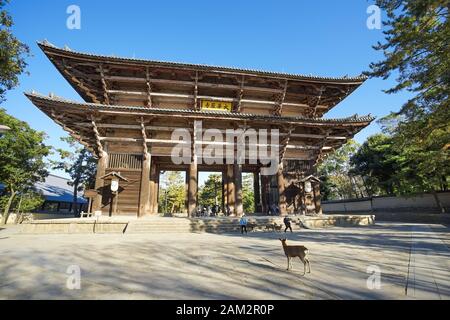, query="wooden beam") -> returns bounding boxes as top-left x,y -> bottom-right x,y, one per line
90,116 -> 106,157
235,75 -> 245,112
106,90 -> 316,108
311,86 -> 326,118
145,67 -> 153,107
73,122 -> 348,140
193,71 -> 199,110
99,64 -> 110,105
313,130 -> 332,166
279,127 -> 293,161
59,59 -> 101,103
273,80 -> 288,116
